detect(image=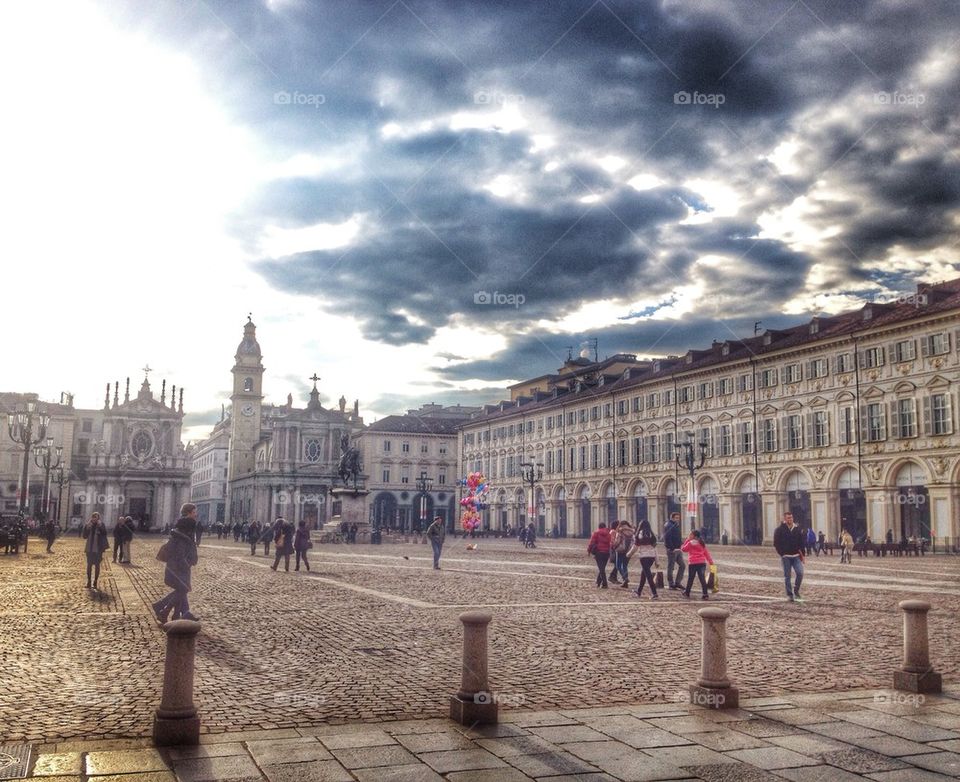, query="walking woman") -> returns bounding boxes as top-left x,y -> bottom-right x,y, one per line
248,520 -> 261,556
117,516 -> 134,564
680,529 -> 714,599
270,517 -> 294,572
82,512 -> 109,589
631,520 -> 659,600
294,520 -> 312,572
587,522 -> 612,588
152,505 -> 200,622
